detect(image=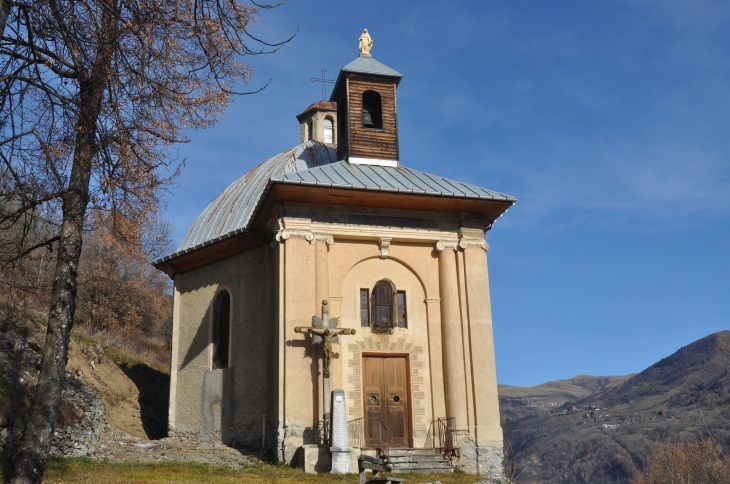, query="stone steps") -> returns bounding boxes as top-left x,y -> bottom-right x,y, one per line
385,448 -> 454,474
